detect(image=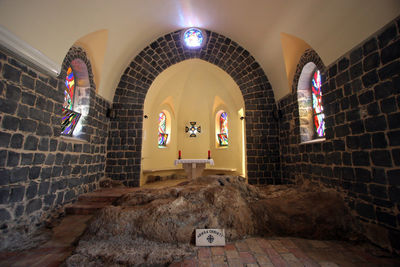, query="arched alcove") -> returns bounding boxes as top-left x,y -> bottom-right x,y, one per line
107,29 -> 280,186
141,59 -> 245,184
